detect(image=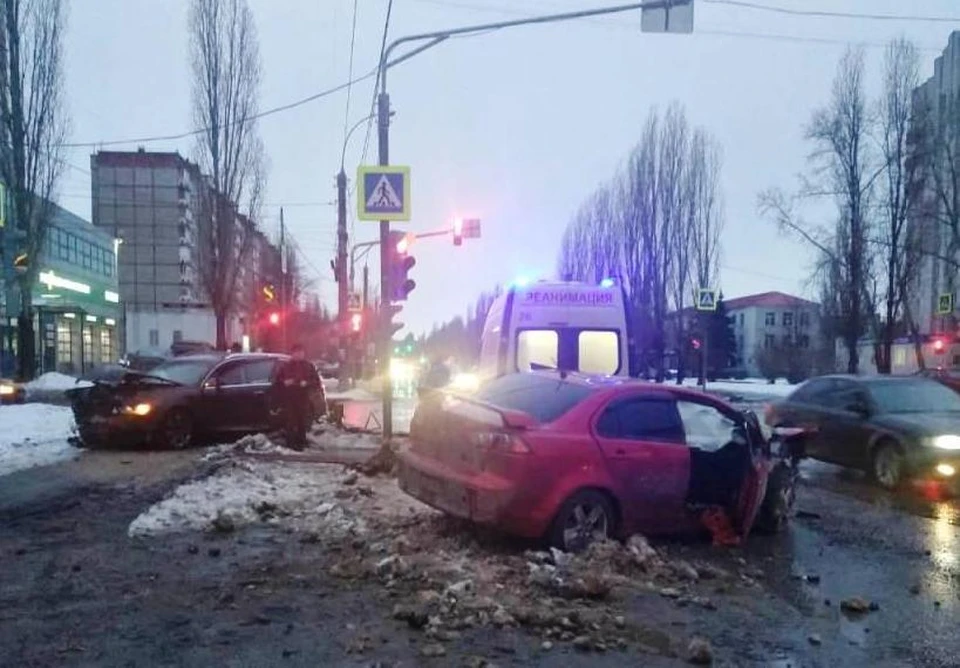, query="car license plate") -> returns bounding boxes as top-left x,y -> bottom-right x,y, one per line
404,466 -> 470,518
